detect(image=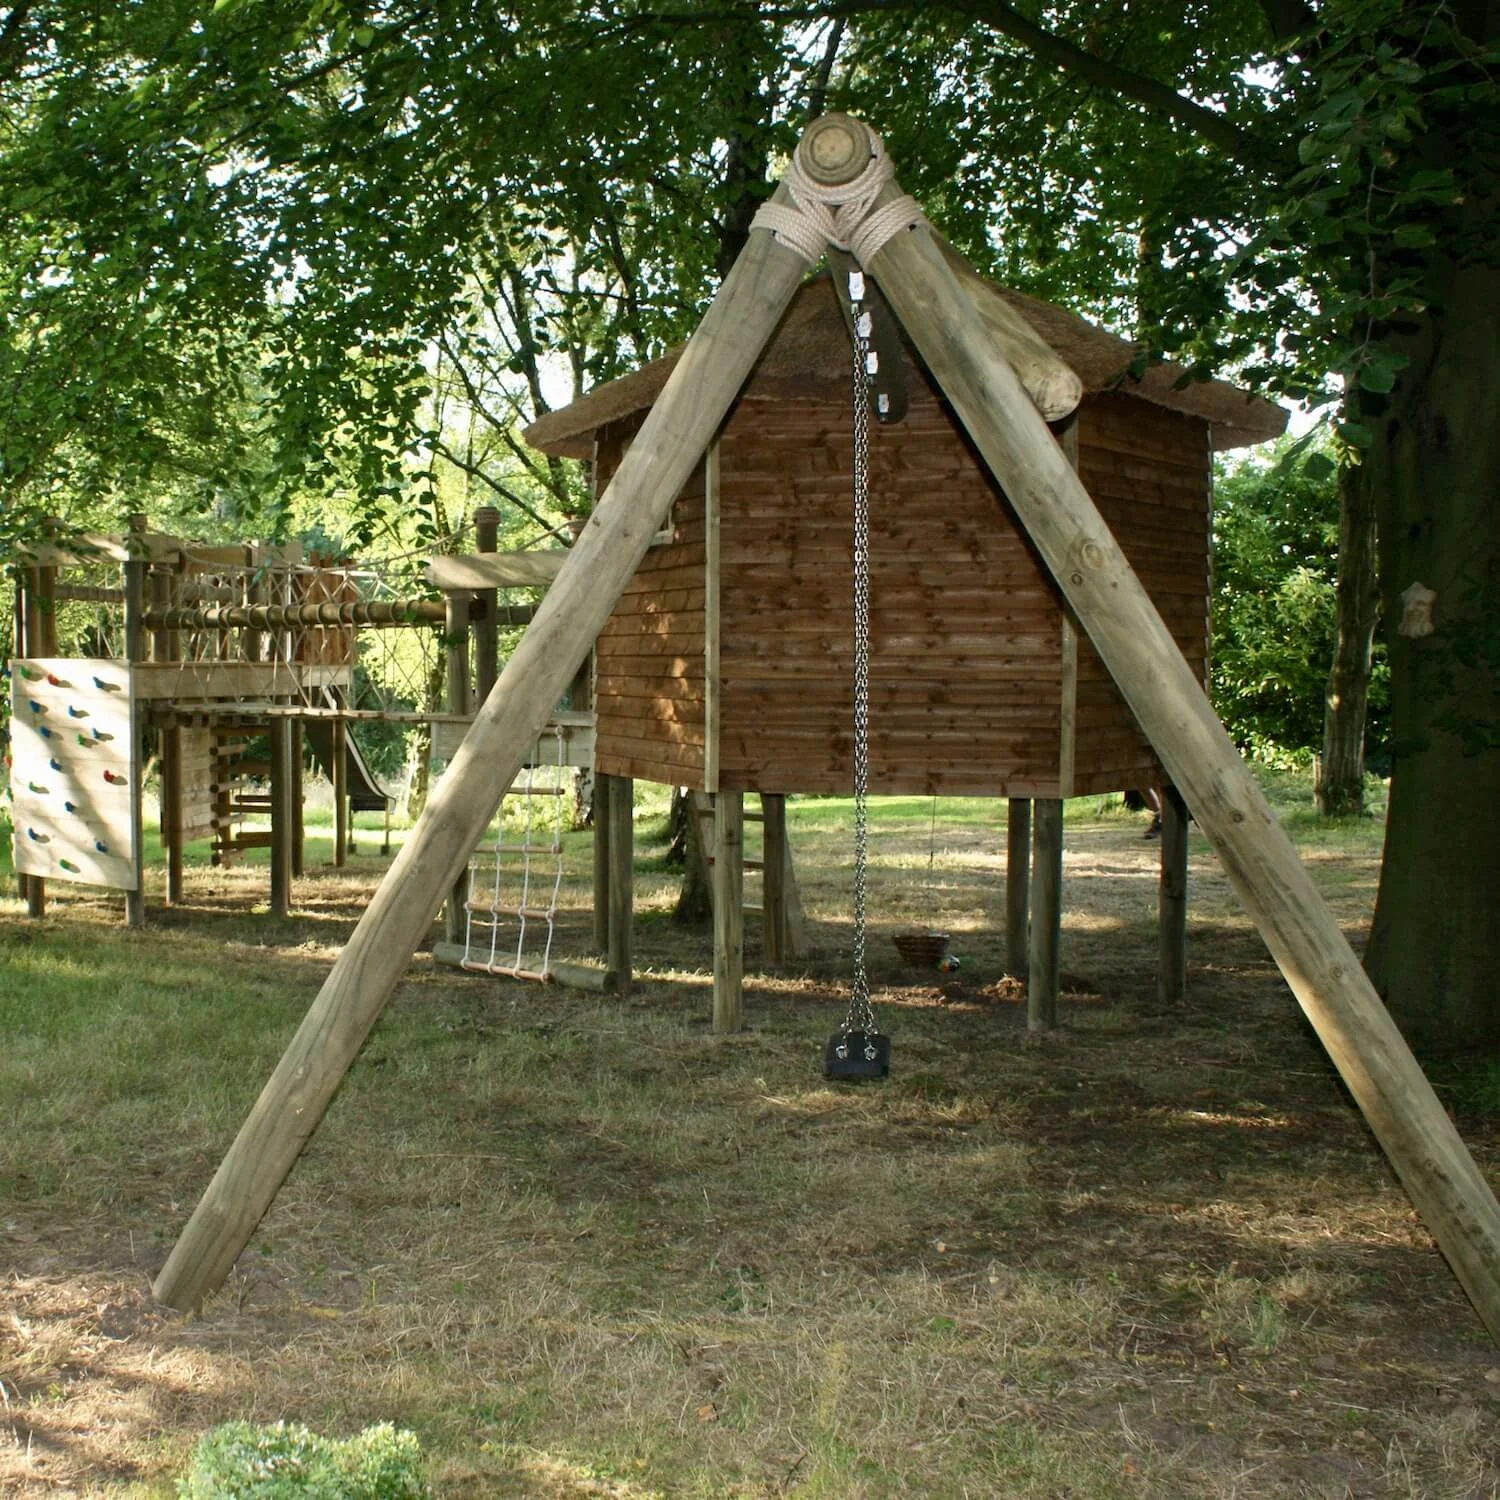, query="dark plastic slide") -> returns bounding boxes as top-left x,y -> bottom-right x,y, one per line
302,716 -> 392,812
